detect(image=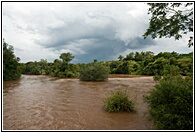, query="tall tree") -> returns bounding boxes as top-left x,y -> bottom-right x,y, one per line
118,55 -> 124,61
143,3 -> 193,47
60,52 -> 74,63
134,52 -> 143,61
124,52 -> 134,61
3,39 -> 21,80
